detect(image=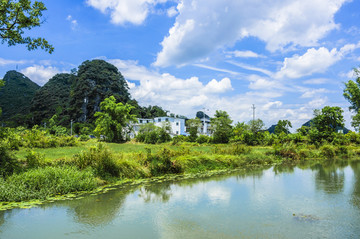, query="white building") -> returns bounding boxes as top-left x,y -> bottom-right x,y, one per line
131,117 -> 187,138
